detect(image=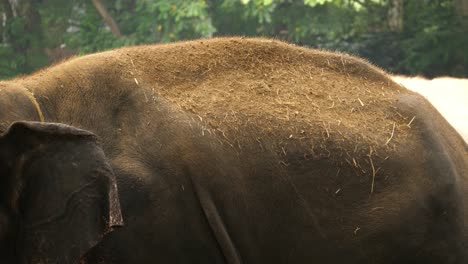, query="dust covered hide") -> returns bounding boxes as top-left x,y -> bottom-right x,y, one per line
103,37 -> 409,157
9,38 -> 468,263
131,38 -> 420,171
